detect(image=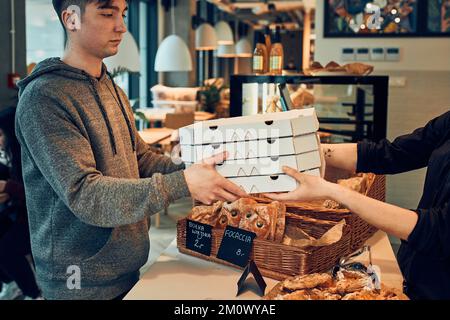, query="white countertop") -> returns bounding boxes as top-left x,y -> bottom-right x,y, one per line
125,230 -> 404,300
